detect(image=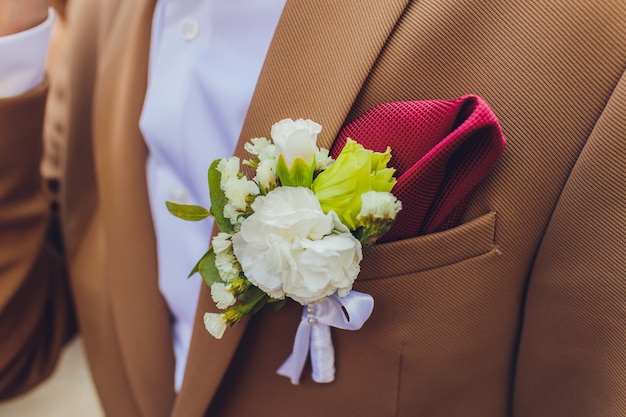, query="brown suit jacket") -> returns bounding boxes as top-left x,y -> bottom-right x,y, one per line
1,0 -> 624,416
